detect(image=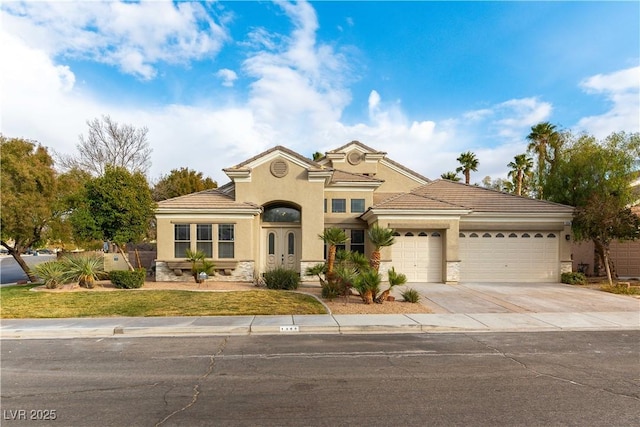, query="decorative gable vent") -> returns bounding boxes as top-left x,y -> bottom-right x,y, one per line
347,151 -> 363,165
270,159 -> 289,178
